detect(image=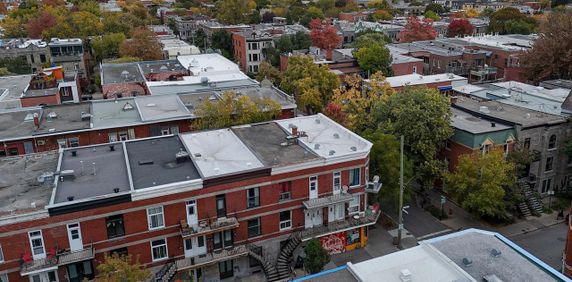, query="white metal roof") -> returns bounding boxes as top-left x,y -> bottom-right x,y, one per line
180,128 -> 264,178
386,73 -> 468,88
